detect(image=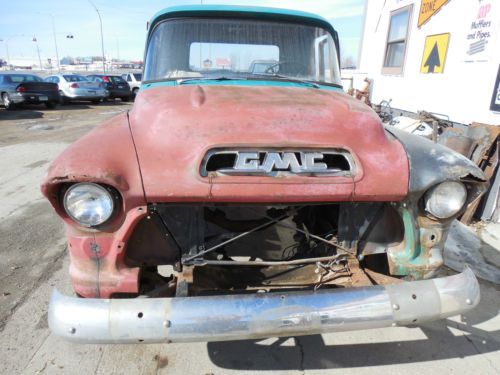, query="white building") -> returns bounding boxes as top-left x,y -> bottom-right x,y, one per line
358,0 -> 500,125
